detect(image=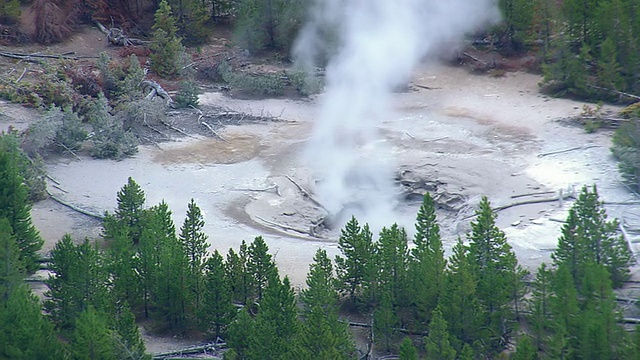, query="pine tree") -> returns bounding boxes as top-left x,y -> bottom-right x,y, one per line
203,250 -> 234,338
45,236 -> 110,331
226,241 -> 252,304
248,273 -> 299,359
374,293 -> 398,353
0,152 -> 44,273
548,264 -> 580,357
409,193 -> 446,329
150,0 -> 185,78
247,236 -> 276,301
179,198 -> 209,321
106,226 -> 140,312
376,223 -> 410,324
552,185 -> 633,288
399,337 -> 418,360
0,218 -> 24,301
529,263 -> 553,352
425,306 -> 457,360
113,177 -> 146,244
439,238 -> 481,351
511,335 -> 538,360
467,196 -> 521,352
71,306 -> 117,360
0,285 -> 66,359
296,249 -> 355,359
335,216 -> 376,305
226,308 -> 255,358
113,302 -> 148,360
